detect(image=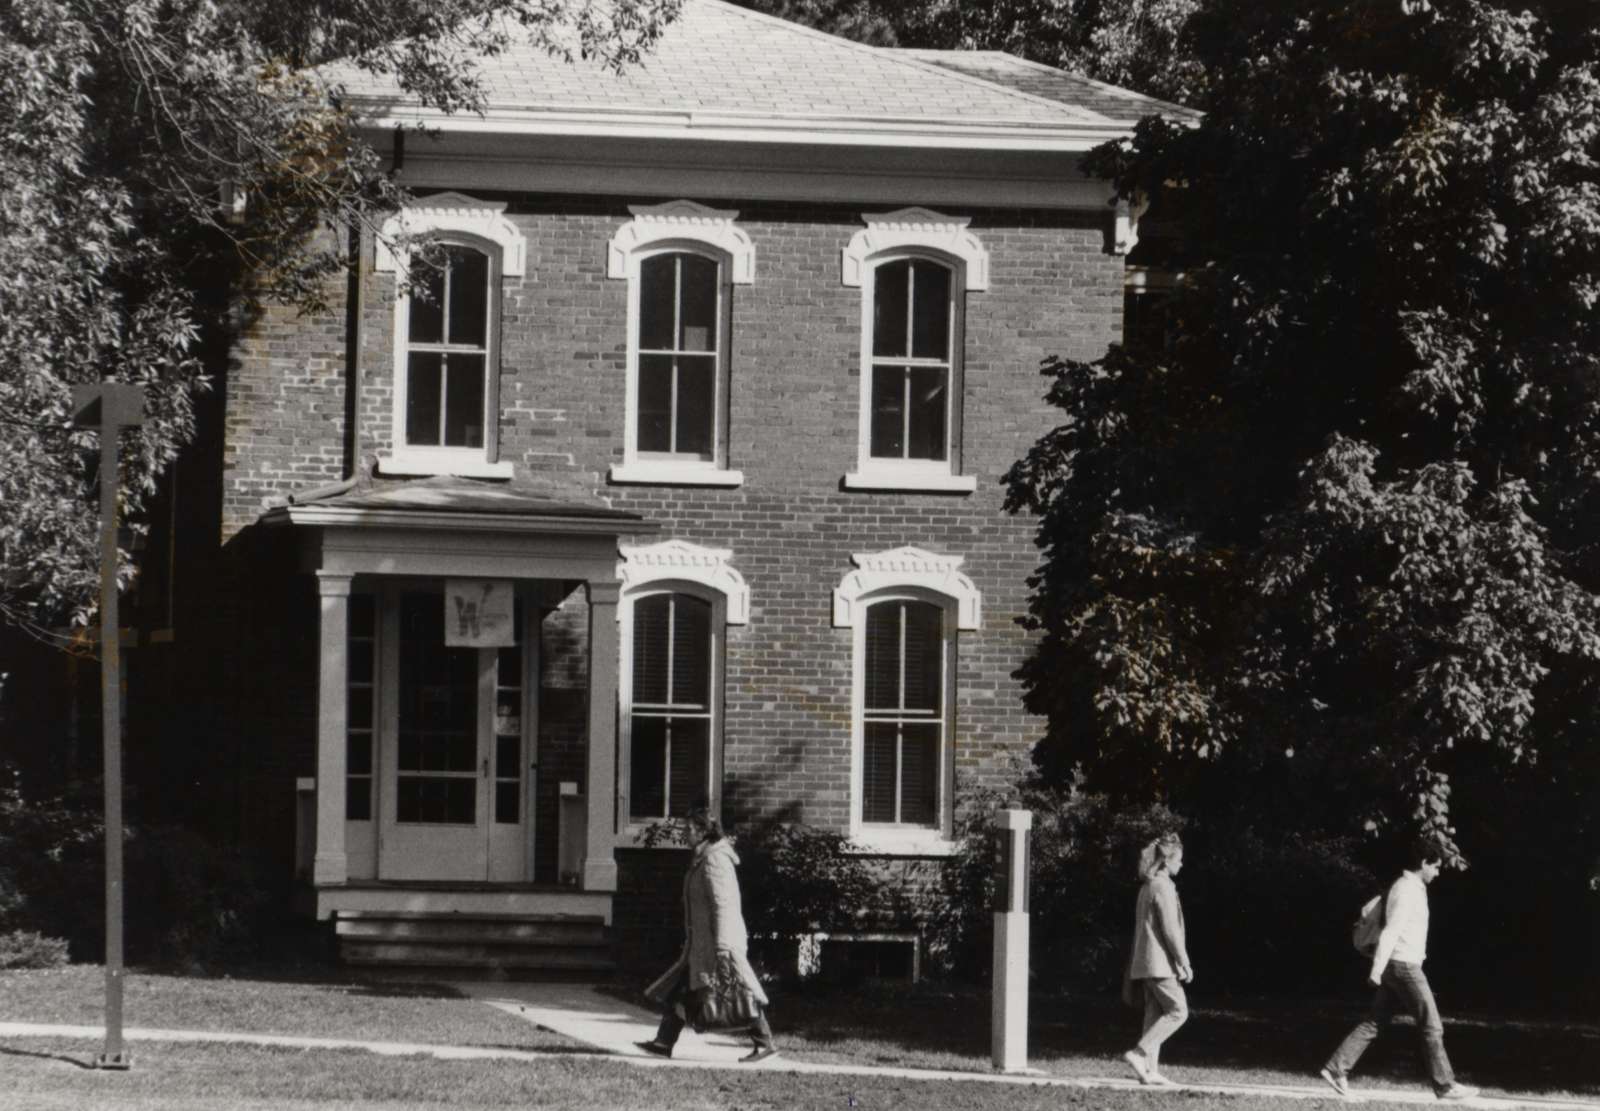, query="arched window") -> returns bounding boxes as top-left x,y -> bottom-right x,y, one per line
376,192 -> 525,479
608,201 -> 754,487
842,209 -> 987,492
833,546 -> 981,848
618,540 -> 749,831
